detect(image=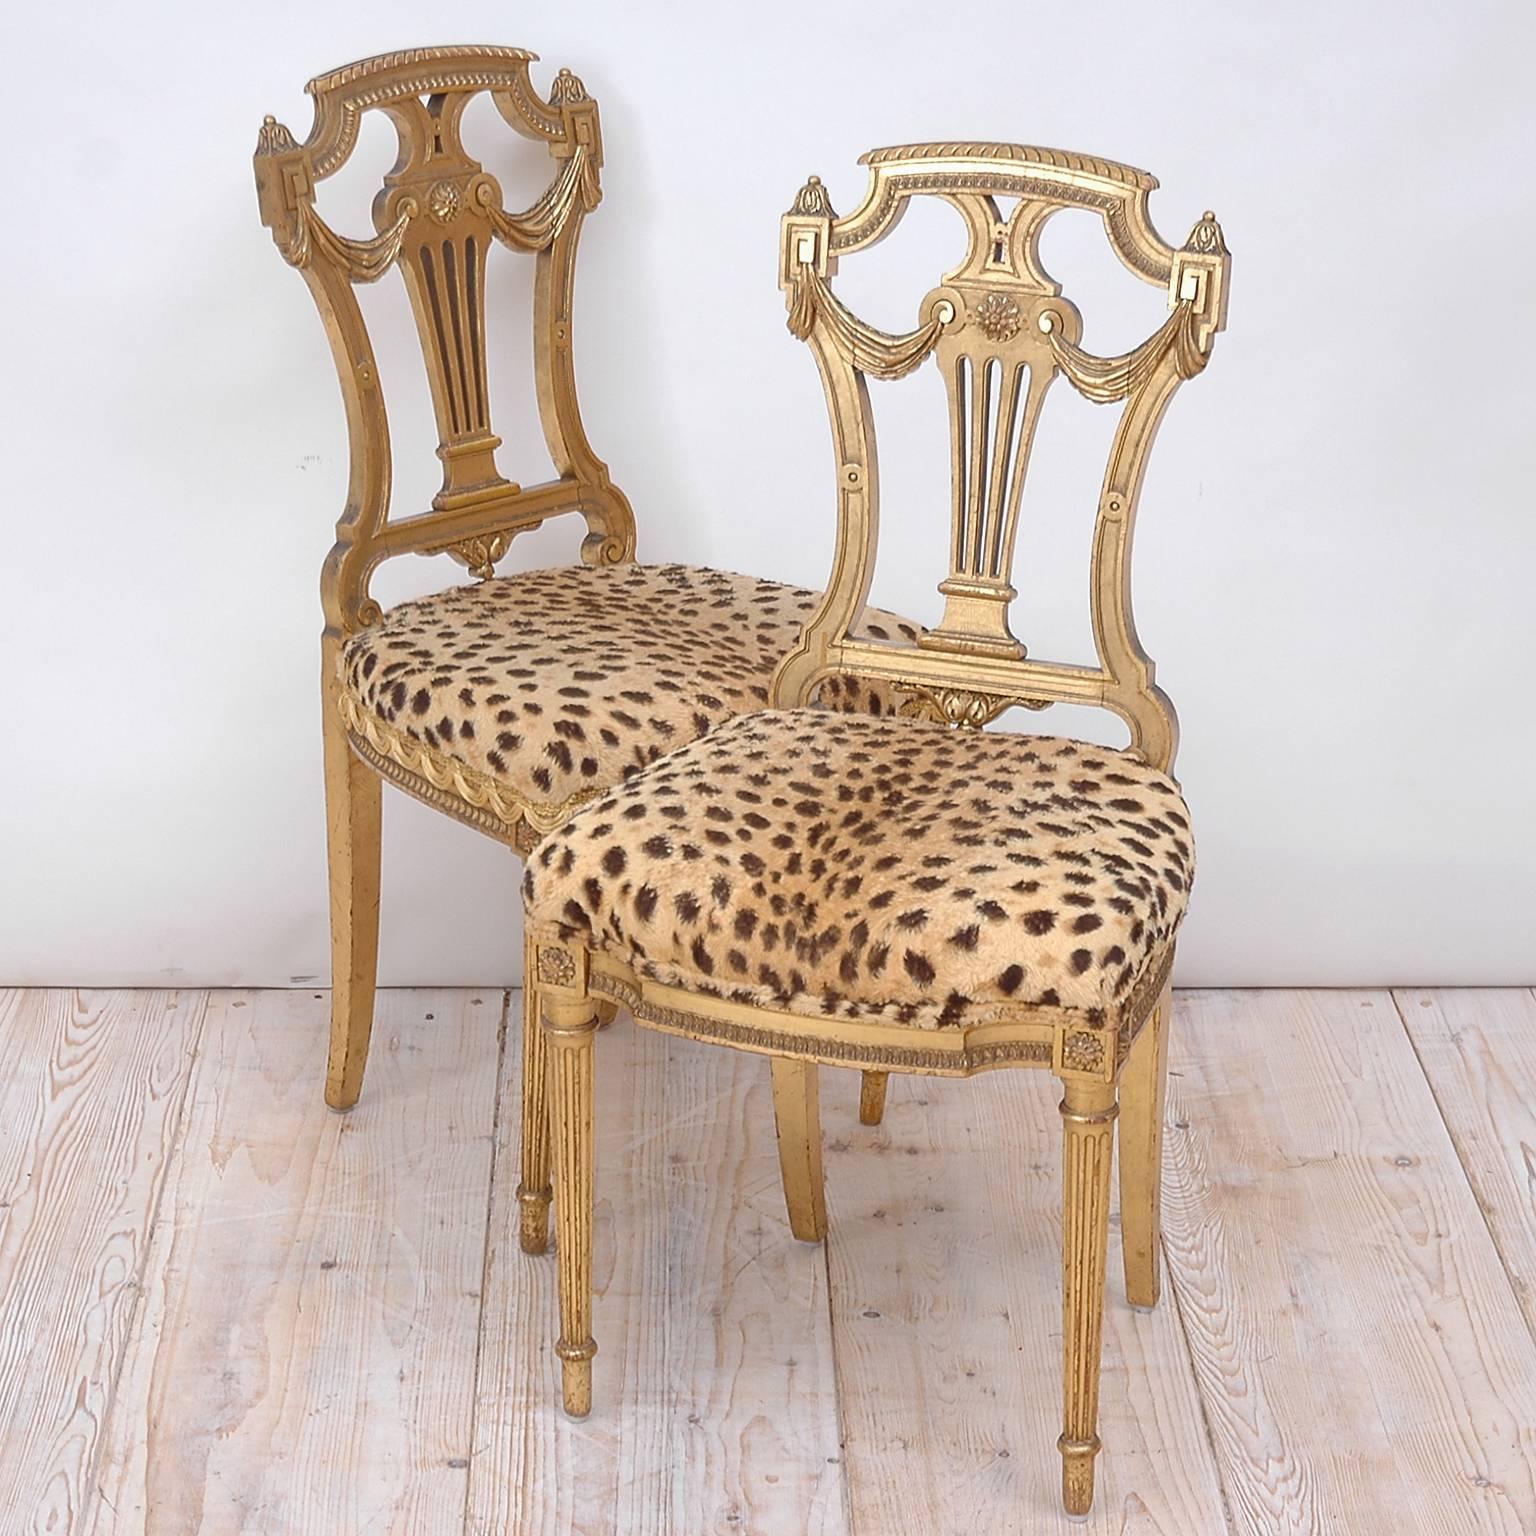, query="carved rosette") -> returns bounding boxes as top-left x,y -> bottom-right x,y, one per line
536,944 -> 578,988
427,180 -> 463,224
973,291 -> 1023,342
1058,1028 -> 1109,1078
